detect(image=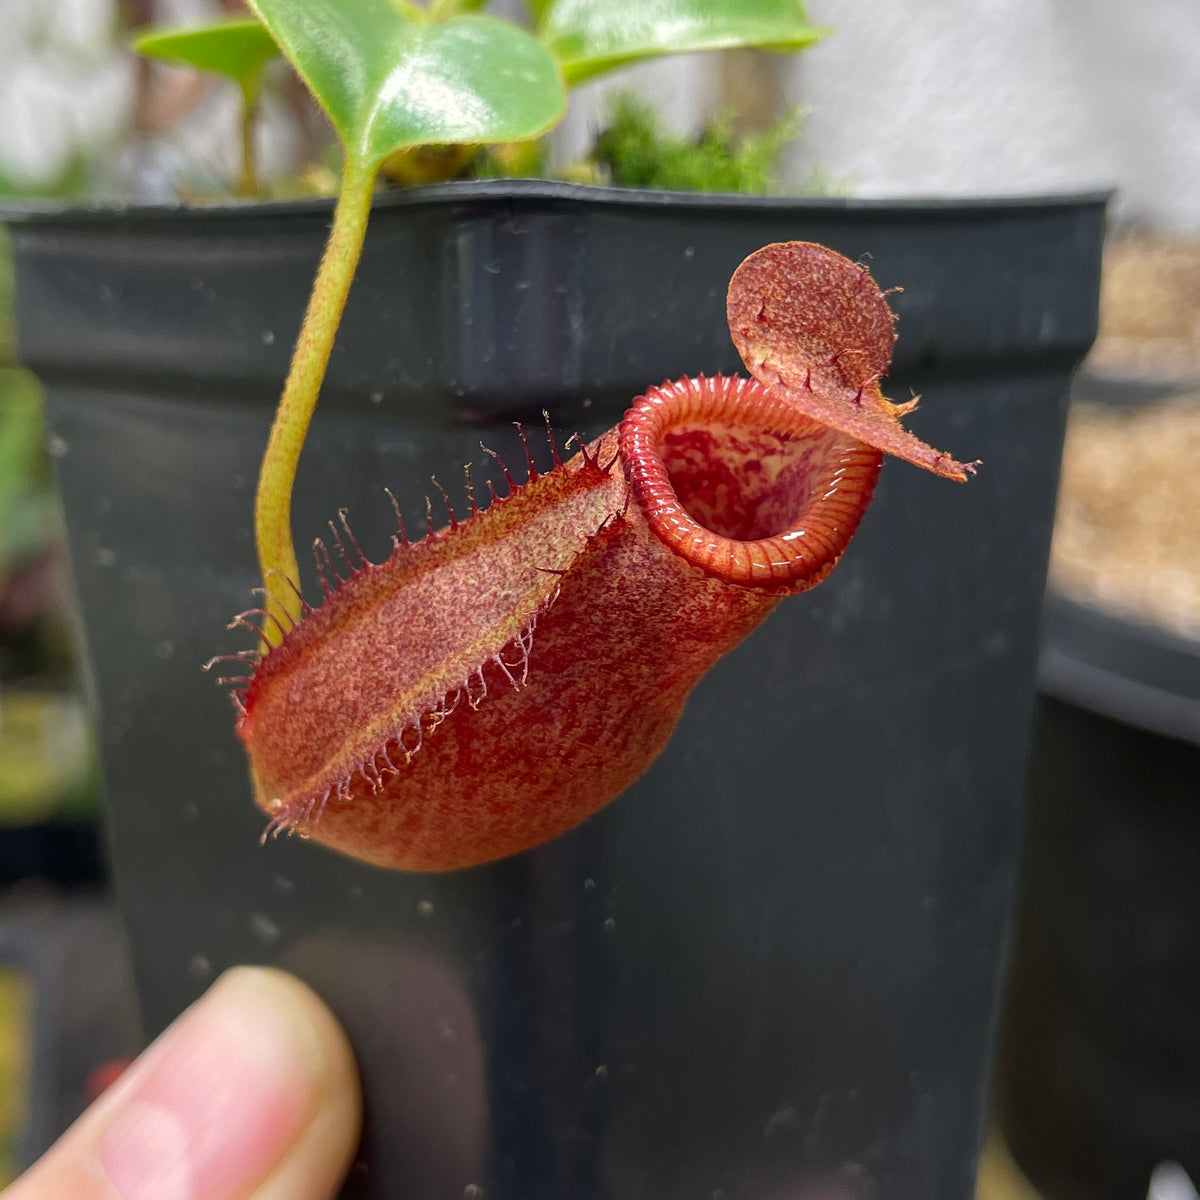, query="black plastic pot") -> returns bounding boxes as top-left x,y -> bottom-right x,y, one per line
1040,592 -> 1200,747
997,371 -> 1200,1199
5,181 -> 1105,1199
997,696 -> 1200,1200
